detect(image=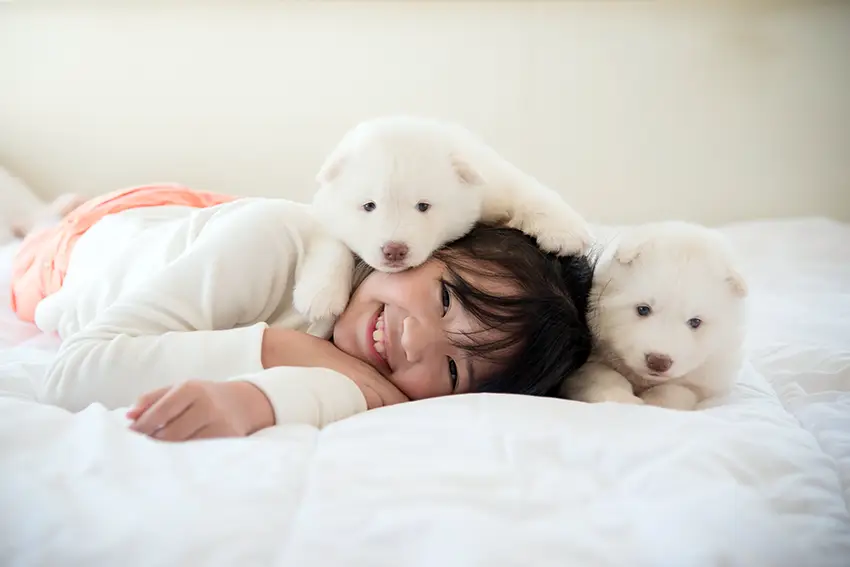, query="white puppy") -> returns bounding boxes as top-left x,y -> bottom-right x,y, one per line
561,221 -> 748,411
294,115 -> 592,320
